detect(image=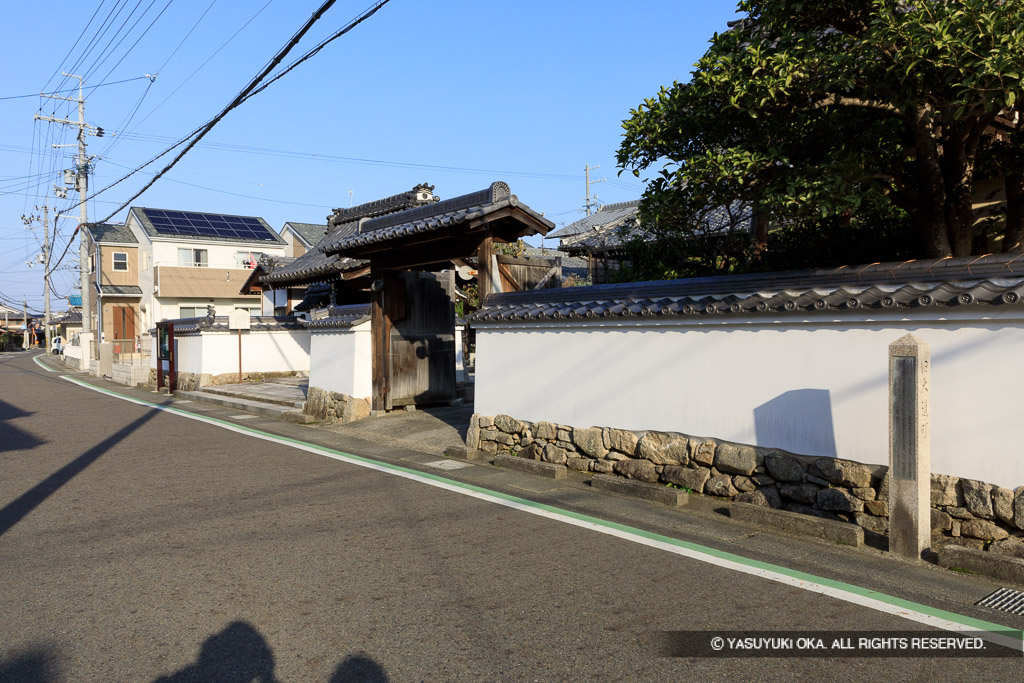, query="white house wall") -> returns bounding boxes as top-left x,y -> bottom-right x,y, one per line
308,325 -> 372,399
474,309 -> 1024,489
